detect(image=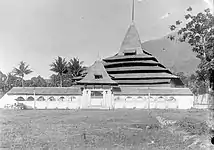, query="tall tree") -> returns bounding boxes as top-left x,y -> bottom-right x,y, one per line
169,8 -> 214,106
50,56 -> 67,87
173,71 -> 207,95
13,61 -> 33,87
67,57 -> 86,78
